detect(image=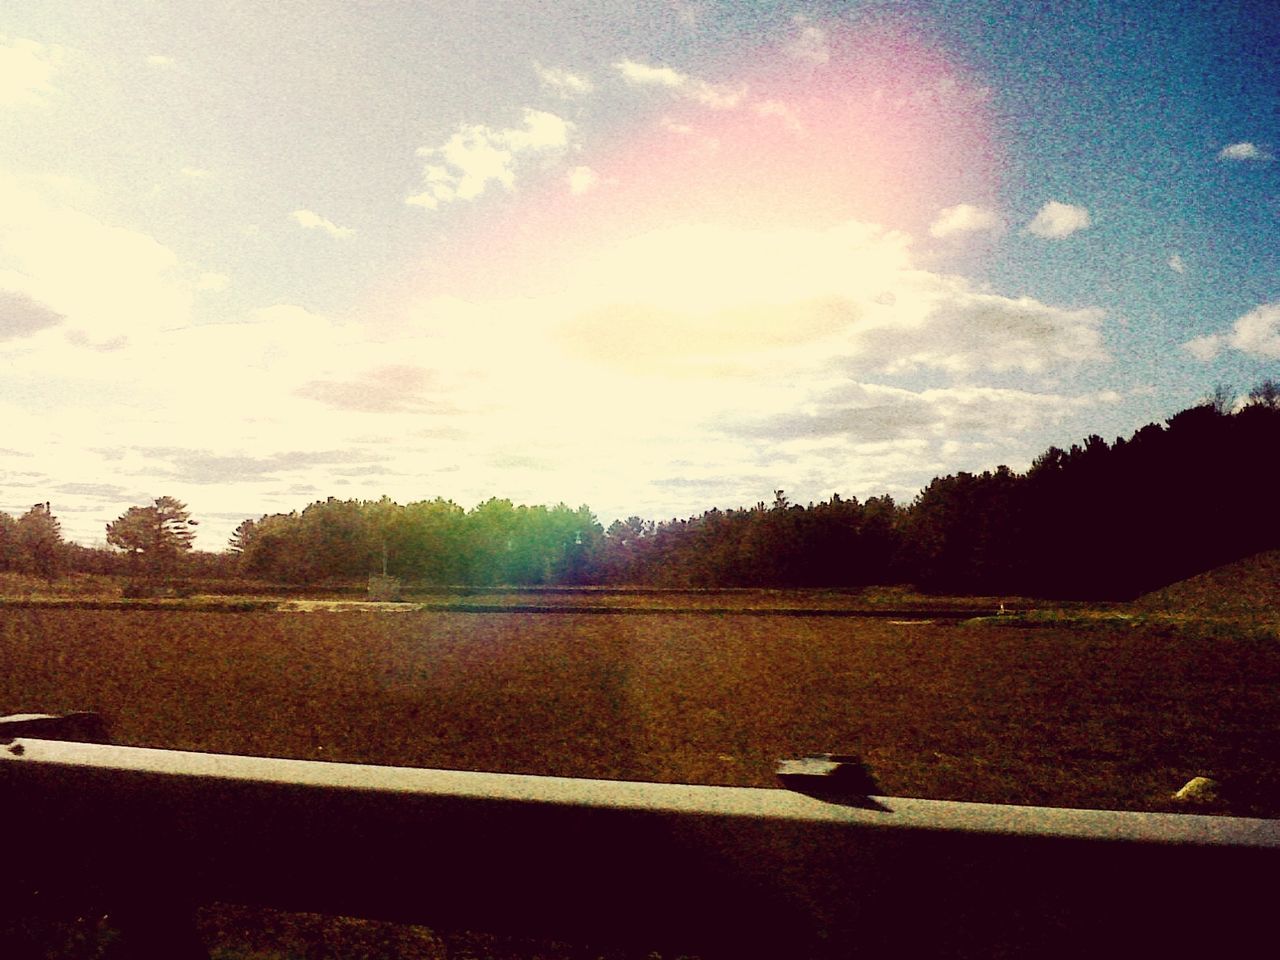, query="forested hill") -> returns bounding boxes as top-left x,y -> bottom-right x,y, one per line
896,395 -> 1280,598
4,391 -> 1278,600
